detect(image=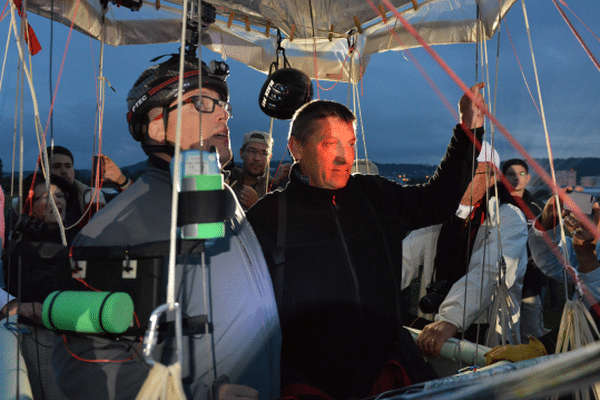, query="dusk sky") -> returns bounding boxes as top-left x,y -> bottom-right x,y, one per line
0,0 -> 599,187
